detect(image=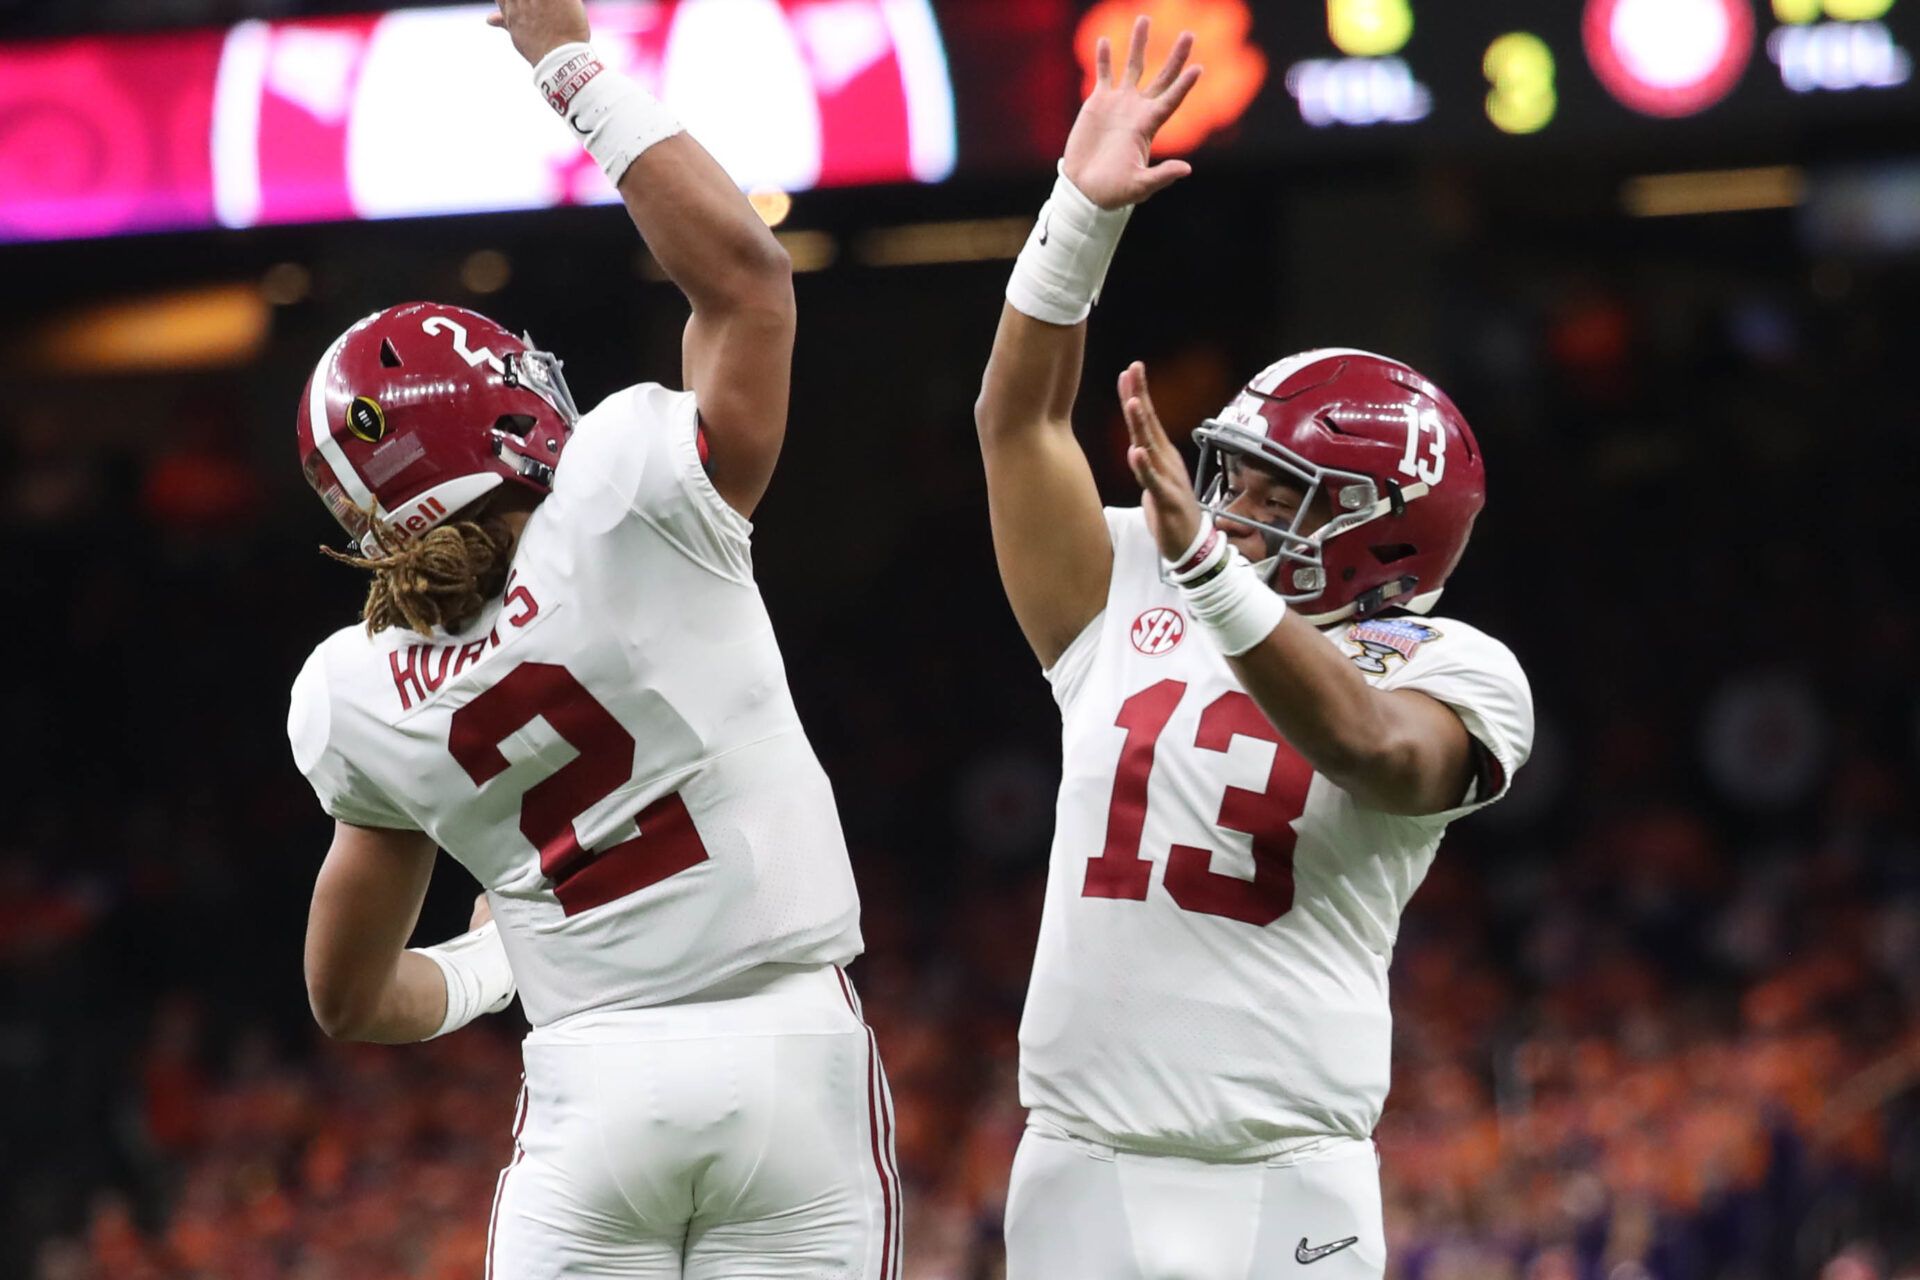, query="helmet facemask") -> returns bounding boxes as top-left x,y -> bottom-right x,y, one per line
506,338 -> 581,425
1190,417 -> 1407,621
492,339 -> 581,489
